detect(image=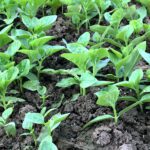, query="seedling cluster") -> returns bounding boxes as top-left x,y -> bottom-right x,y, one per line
0,0 -> 150,149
